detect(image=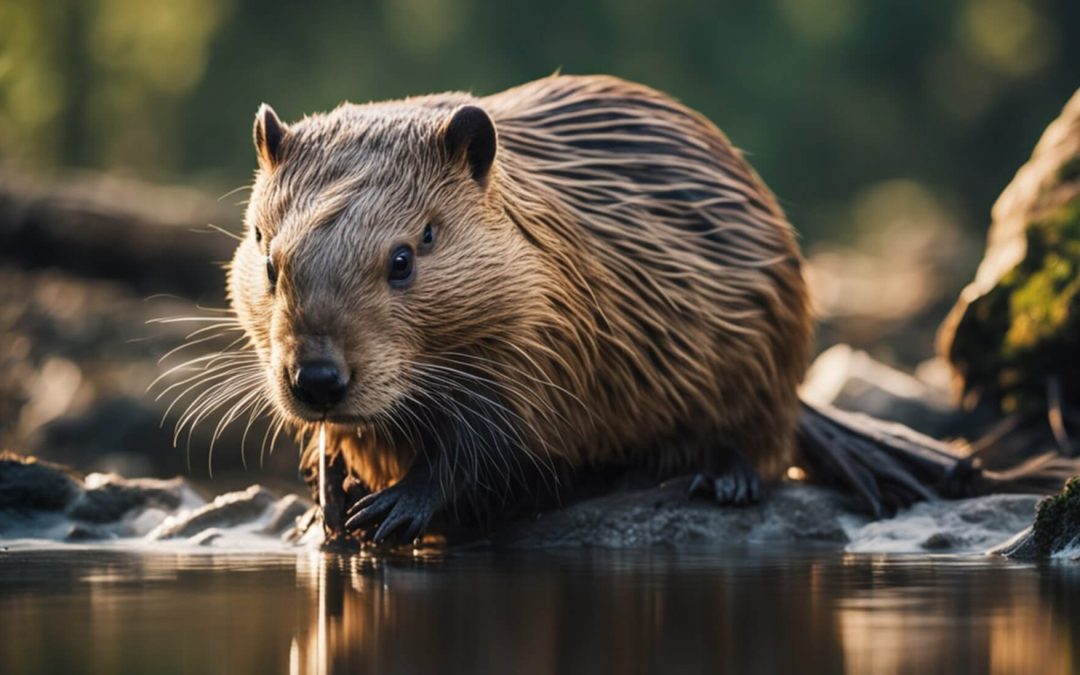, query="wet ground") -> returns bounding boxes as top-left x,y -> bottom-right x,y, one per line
1,546 -> 1077,675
